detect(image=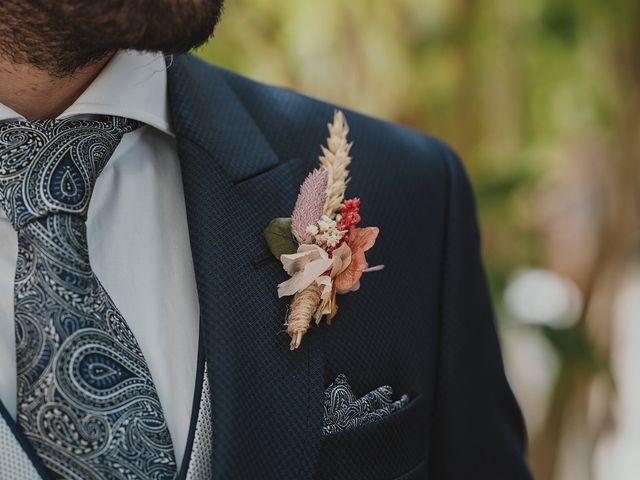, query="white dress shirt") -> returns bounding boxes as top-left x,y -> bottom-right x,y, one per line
0,51 -> 200,470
